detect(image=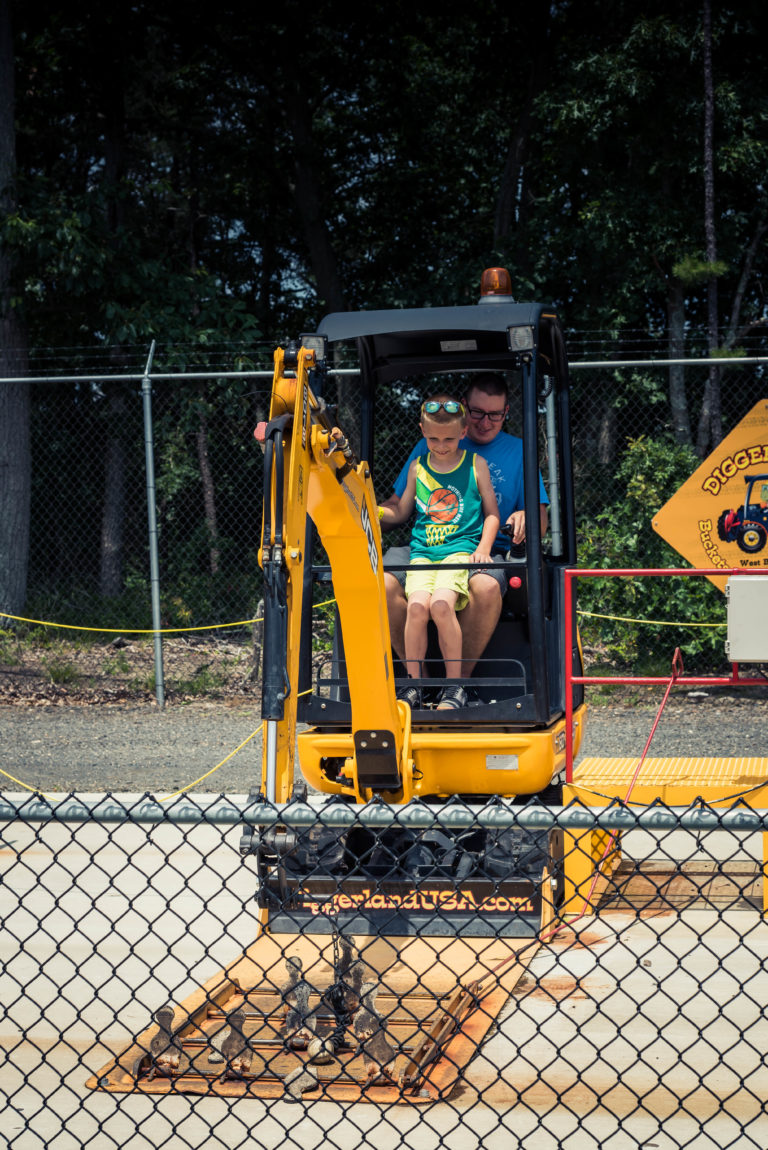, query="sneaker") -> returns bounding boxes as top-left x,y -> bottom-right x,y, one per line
464,686 -> 482,707
396,683 -> 421,708
436,684 -> 467,710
